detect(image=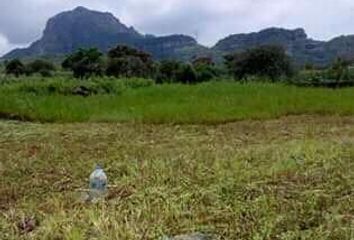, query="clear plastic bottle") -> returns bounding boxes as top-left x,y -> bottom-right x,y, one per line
89,165 -> 108,201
